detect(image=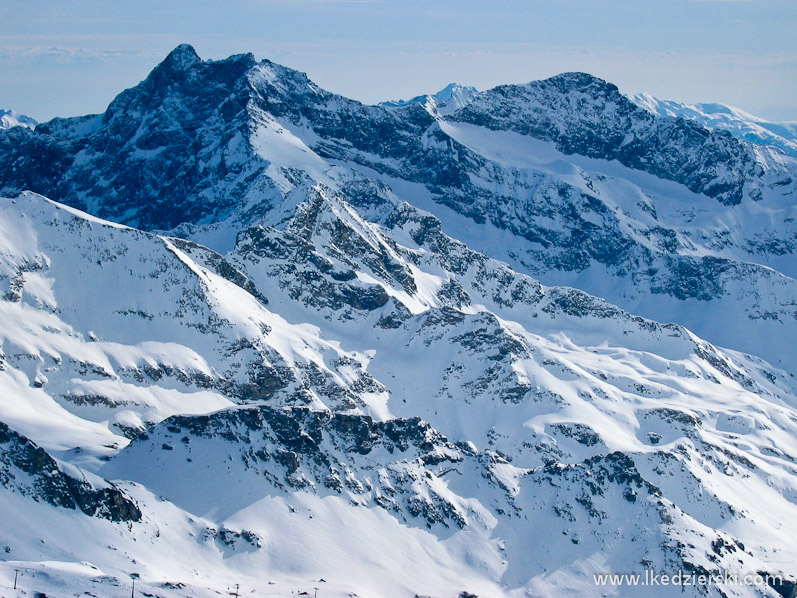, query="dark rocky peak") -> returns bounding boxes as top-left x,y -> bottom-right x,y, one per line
104,45 -> 256,124
0,46 -> 271,229
161,43 -> 202,69
527,72 -> 644,122
534,71 -> 622,97
451,72 -> 759,205
454,71 -> 646,139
